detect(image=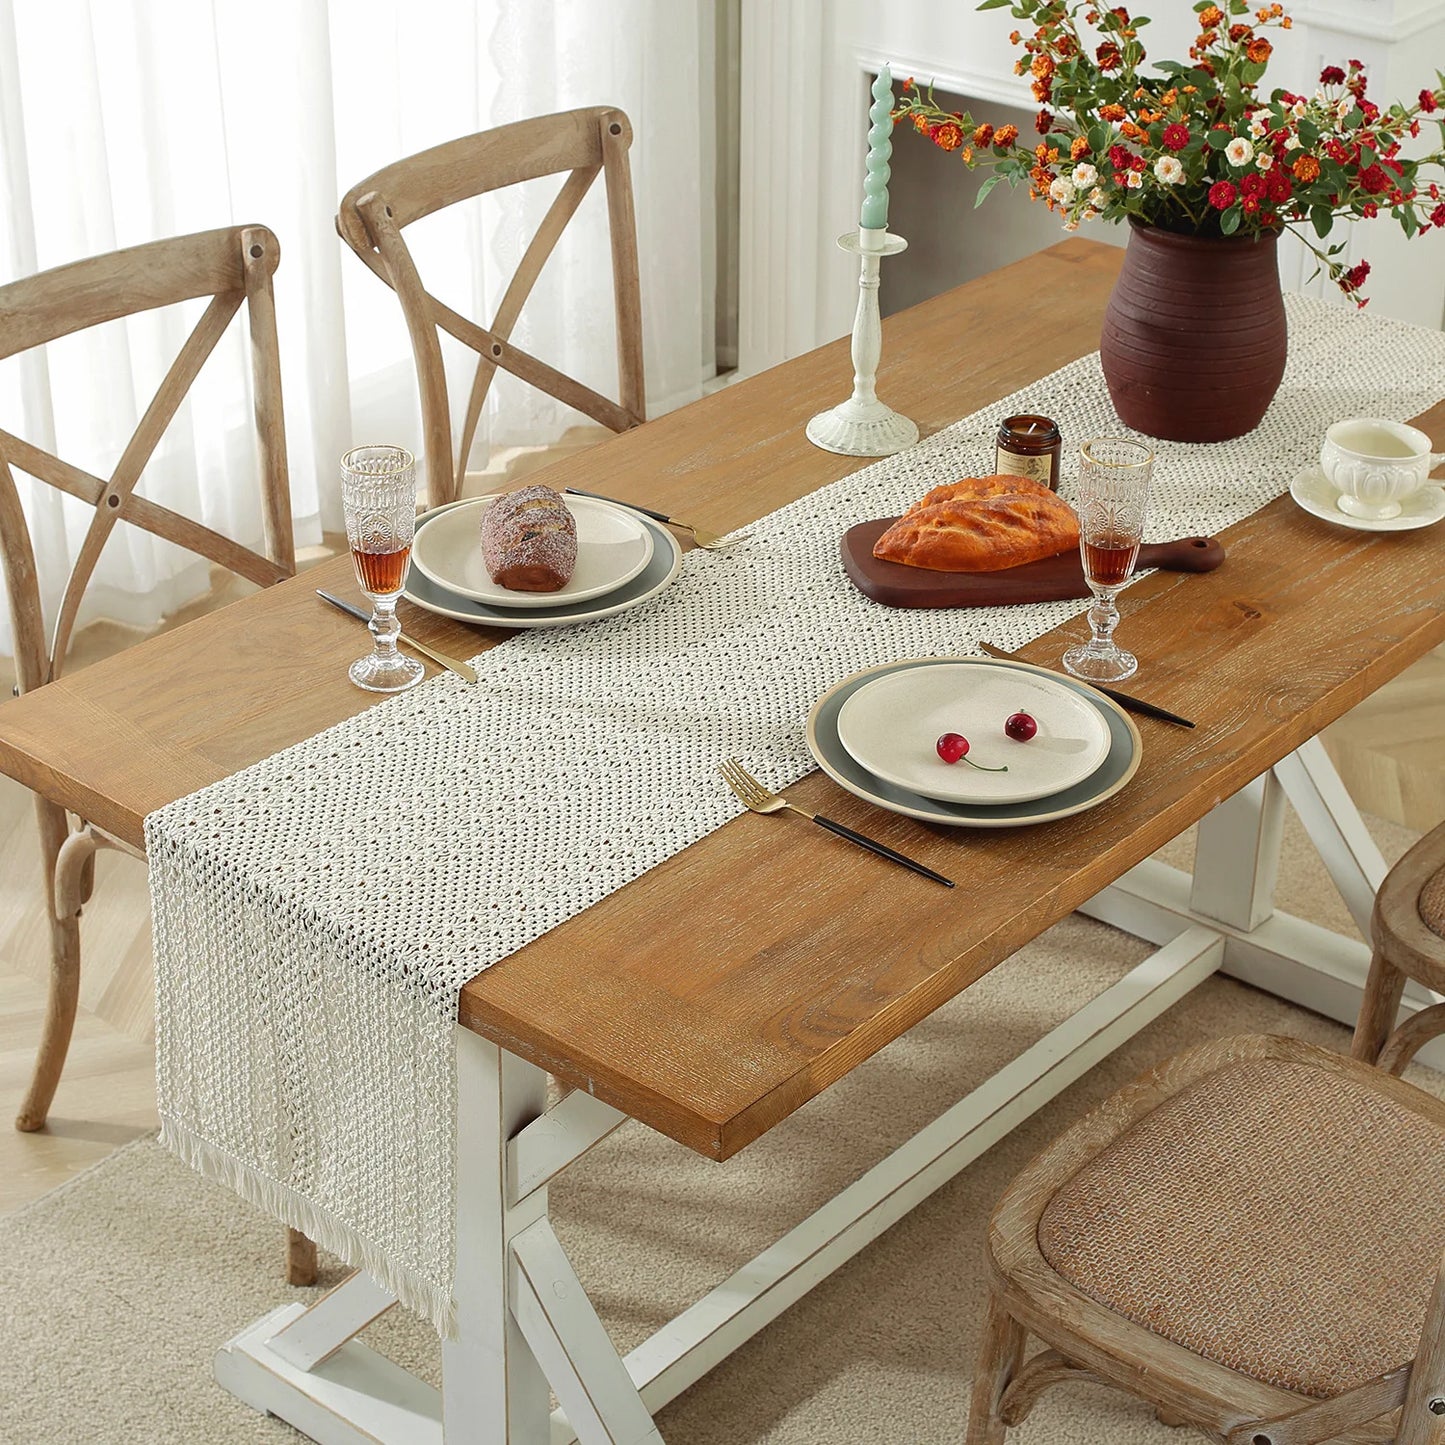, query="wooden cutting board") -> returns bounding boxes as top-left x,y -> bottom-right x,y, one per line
841,518 -> 1225,608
